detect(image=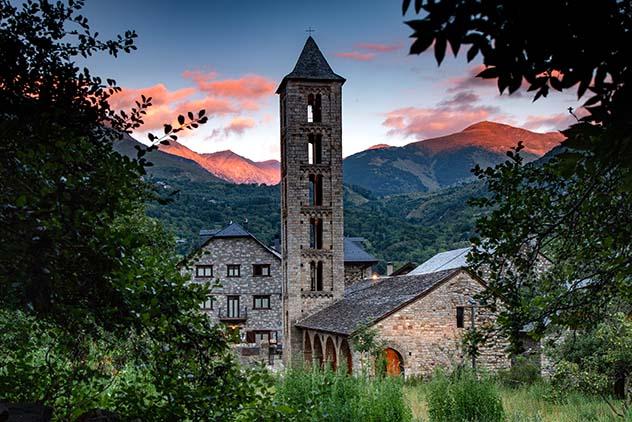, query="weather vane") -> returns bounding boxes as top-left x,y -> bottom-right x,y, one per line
306,27 -> 315,35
